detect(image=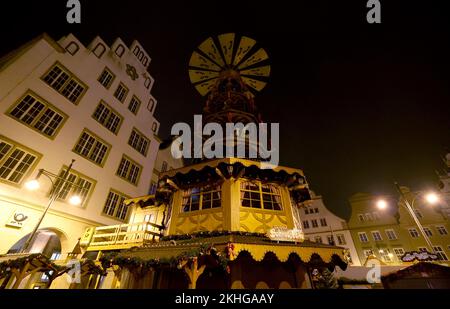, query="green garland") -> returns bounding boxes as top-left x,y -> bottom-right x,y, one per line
161,231 -> 266,241
100,243 -> 230,273
0,254 -> 66,279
